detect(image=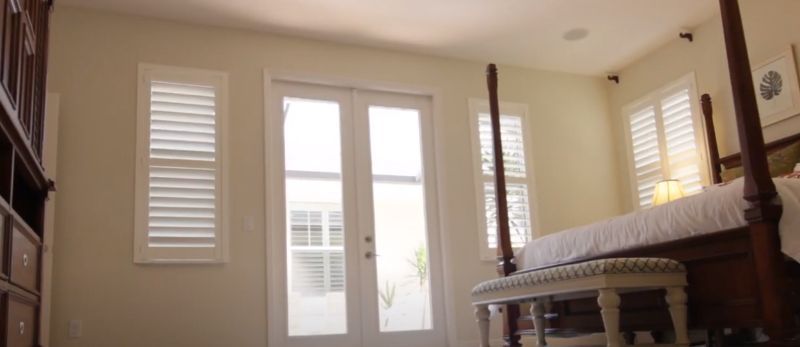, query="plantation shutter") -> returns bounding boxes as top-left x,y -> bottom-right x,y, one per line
477,114 -> 532,250
478,115 -> 526,177
289,209 -> 345,295
629,105 -> 664,208
660,89 -> 703,195
625,77 -> 707,209
135,65 -> 228,263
